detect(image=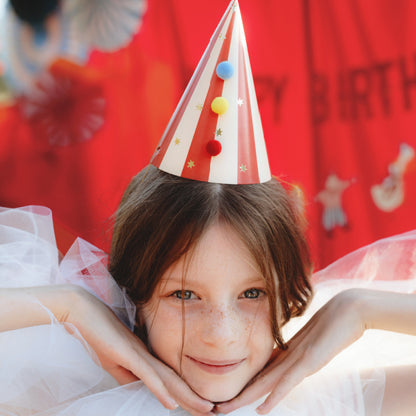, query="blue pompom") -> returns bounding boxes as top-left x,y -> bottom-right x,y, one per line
216,61 -> 234,80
